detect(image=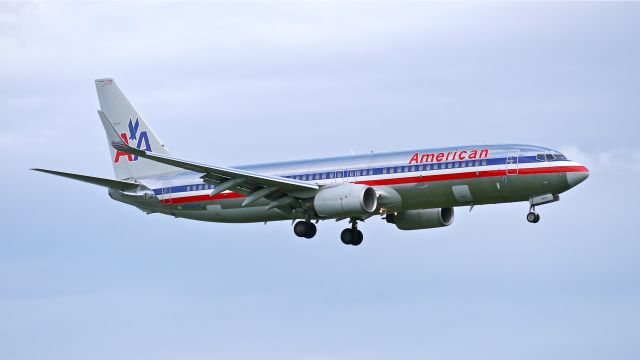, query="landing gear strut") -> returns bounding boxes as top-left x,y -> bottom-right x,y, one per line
526,206 -> 540,224
294,220 -> 317,238
340,219 -> 363,246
